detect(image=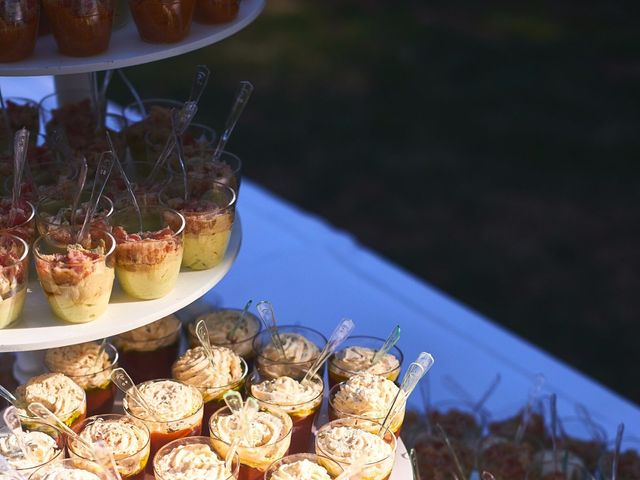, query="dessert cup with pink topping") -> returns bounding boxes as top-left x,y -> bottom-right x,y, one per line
0,197 -> 35,245
0,233 -> 29,329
